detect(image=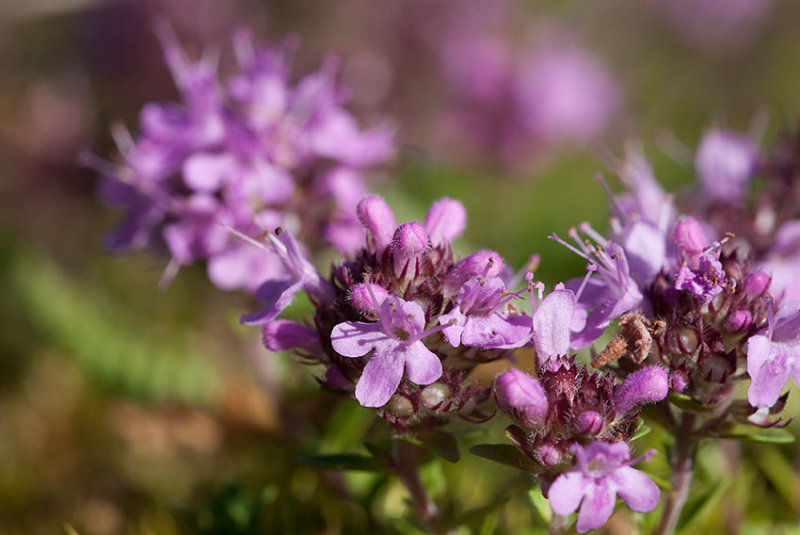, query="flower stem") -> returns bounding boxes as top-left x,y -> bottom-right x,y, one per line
394,438 -> 448,534
656,413 -> 697,535
548,513 -> 568,535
